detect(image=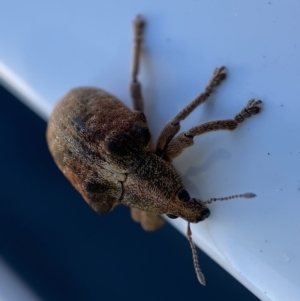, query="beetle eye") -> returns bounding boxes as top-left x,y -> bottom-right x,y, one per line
177,189 -> 190,202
